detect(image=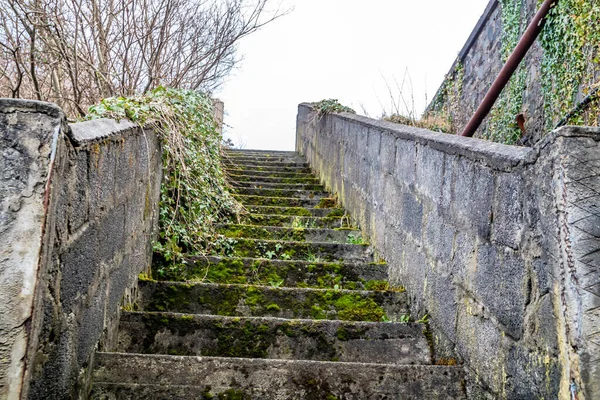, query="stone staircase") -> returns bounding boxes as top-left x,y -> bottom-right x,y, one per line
90,149 -> 465,399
